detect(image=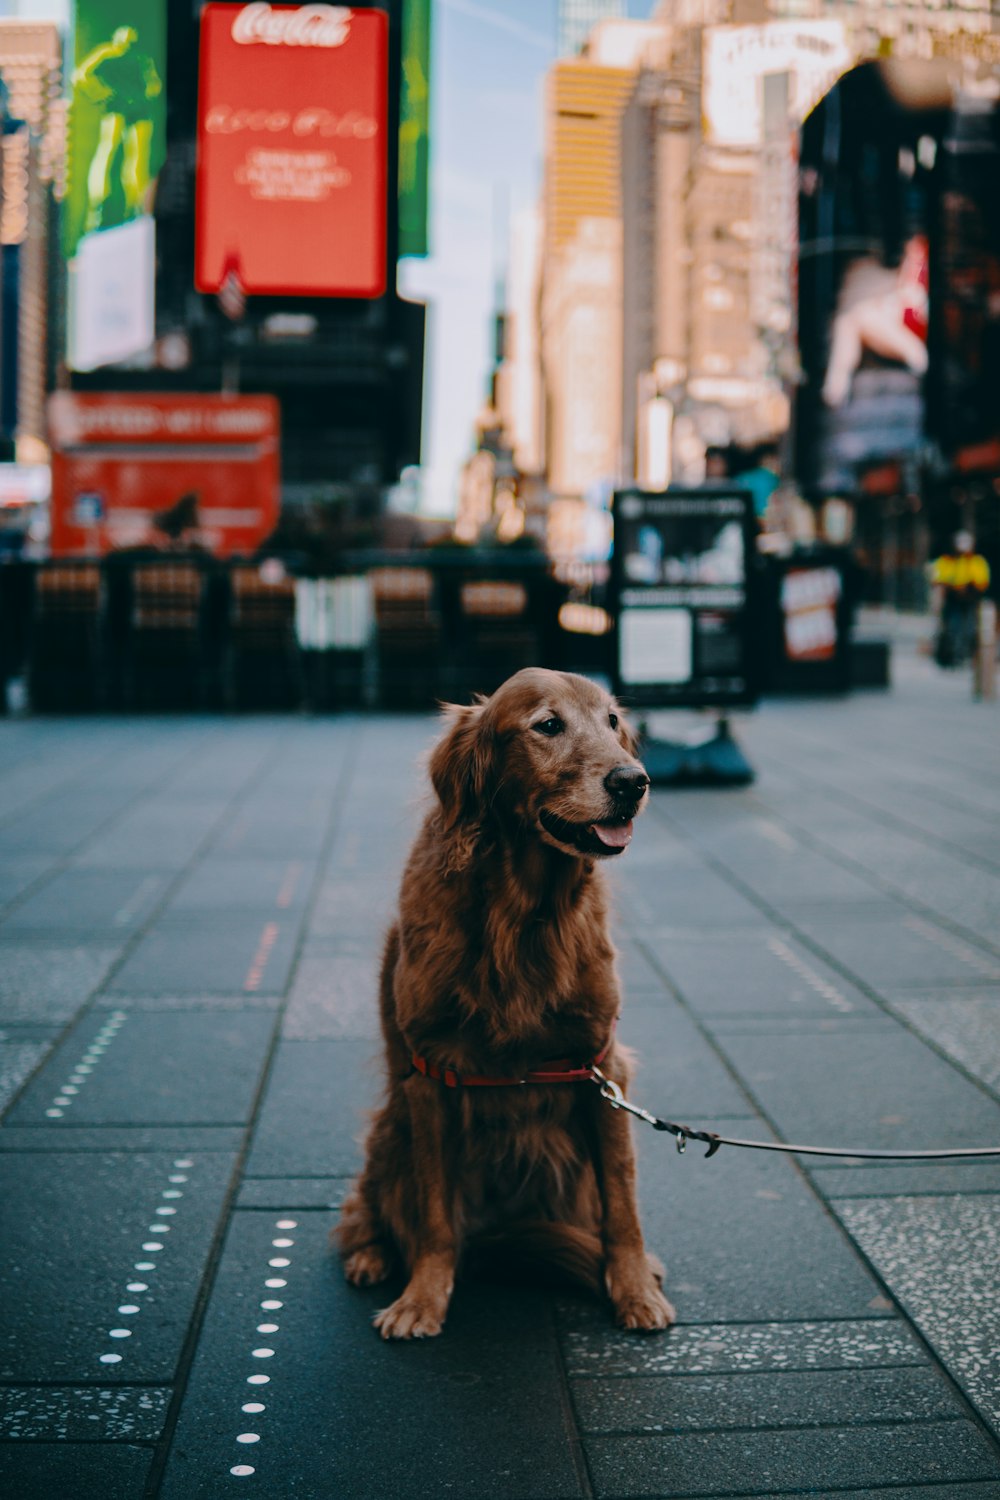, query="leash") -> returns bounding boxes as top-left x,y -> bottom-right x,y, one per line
591,1066 -> 1000,1161
409,1043 -> 1000,1162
